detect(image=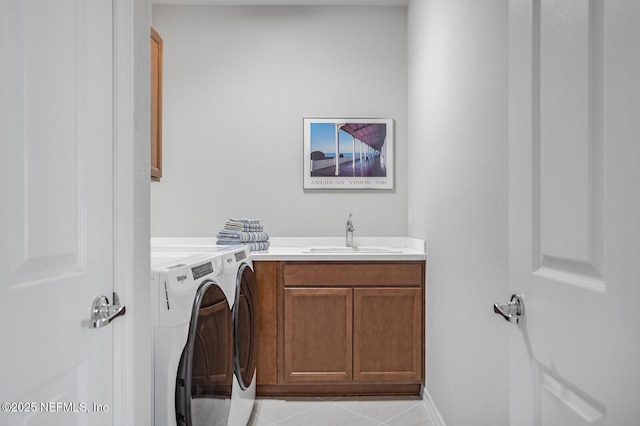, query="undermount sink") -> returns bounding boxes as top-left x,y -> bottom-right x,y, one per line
304,246 -> 402,253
